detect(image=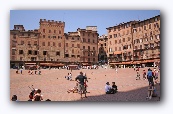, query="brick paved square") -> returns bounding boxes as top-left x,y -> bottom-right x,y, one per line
10,67 -> 160,101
